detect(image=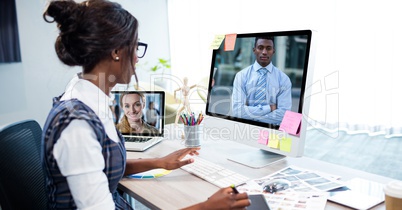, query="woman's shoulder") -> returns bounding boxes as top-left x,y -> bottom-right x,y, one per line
51,98 -> 98,121
143,122 -> 159,133
116,121 -> 130,133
